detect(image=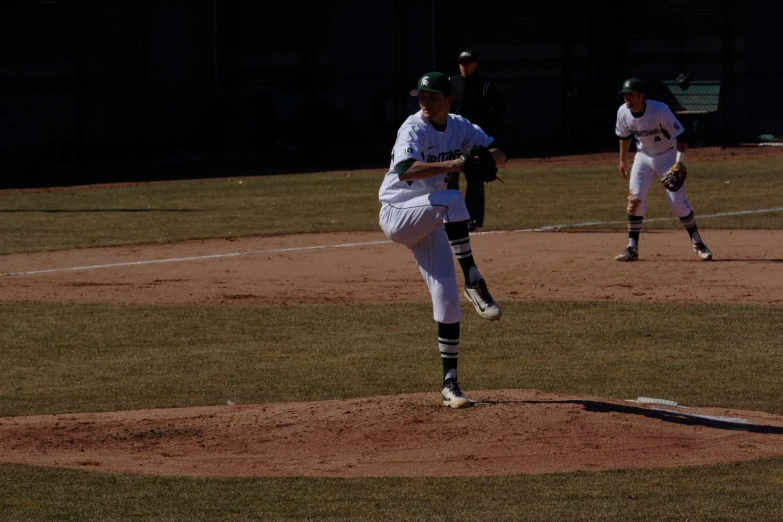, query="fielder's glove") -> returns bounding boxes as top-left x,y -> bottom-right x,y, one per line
461,145 -> 501,183
661,162 -> 687,192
